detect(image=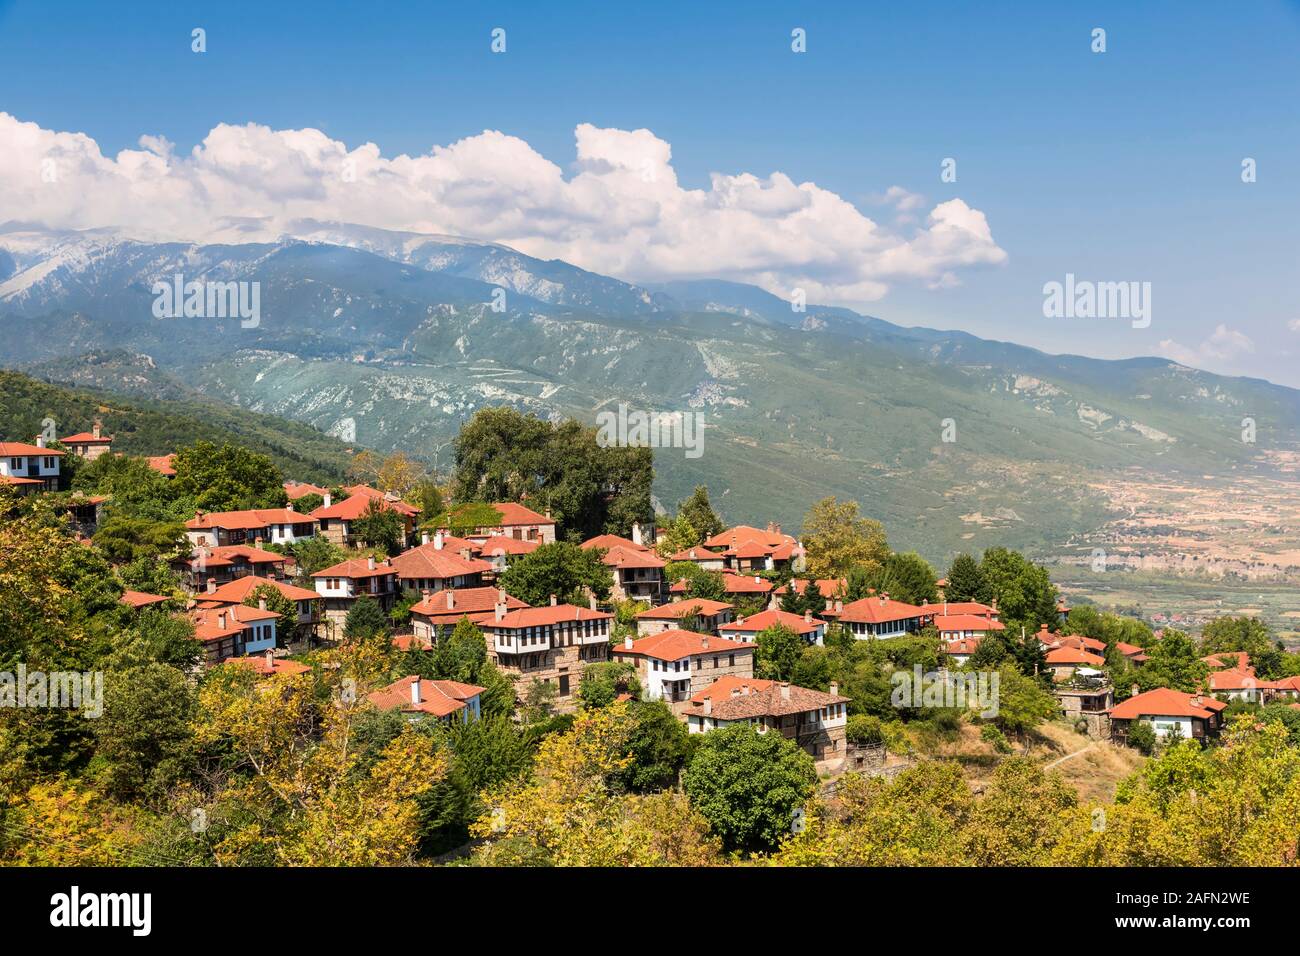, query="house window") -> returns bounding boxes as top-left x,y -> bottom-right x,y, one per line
9,458 -> 20,470
43,457 -> 55,469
